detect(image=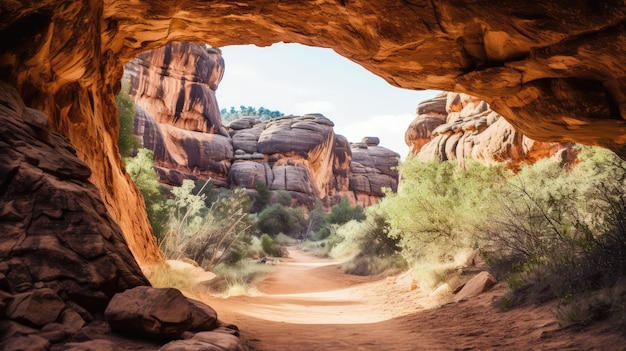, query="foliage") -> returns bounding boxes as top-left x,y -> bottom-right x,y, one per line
161,181 -> 255,270
330,208 -> 405,276
304,200 -> 326,240
260,233 -> 287,257
220,105 -> 284,123
207,261 -> 275,296
124,149 -> 169,239
116,84 -> 140,157
378,159 -> 506,289
257,203 -> 306,237
486,147 -> 626,323
145,264 -> 198,293
276,190 -> 293,206
252,181 -> 271,213
312,197 -> 366,240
